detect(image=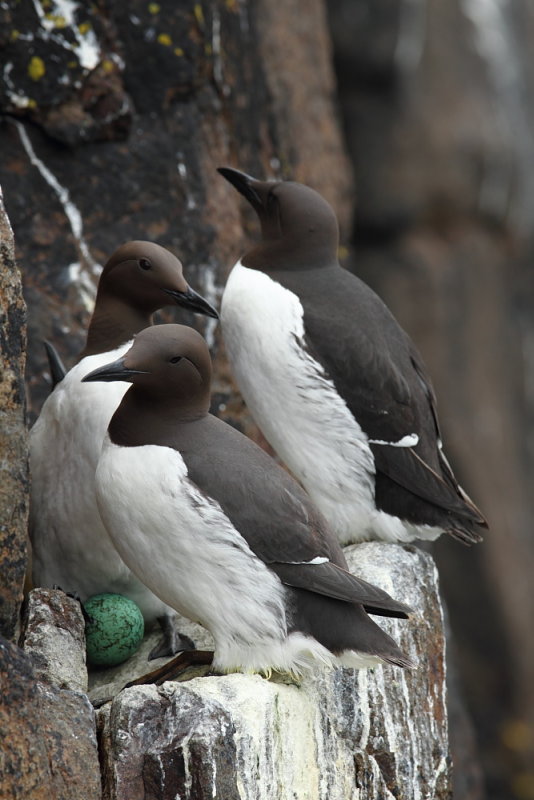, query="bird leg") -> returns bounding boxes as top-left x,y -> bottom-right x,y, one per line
148,614 -> 196,660
125,650 -> 214,687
